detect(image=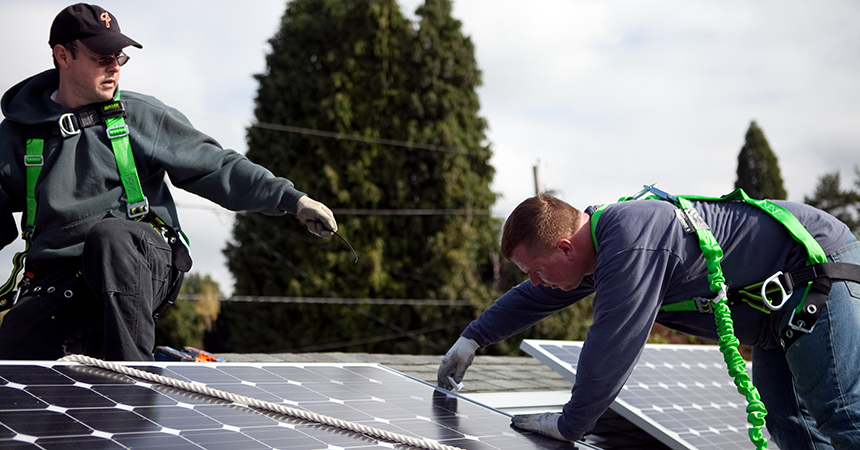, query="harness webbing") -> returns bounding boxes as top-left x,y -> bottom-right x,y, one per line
0,92 -> 150,311
0,139 -> 43,304
106,92 -> 149,218
684,189 -> 827,265
591,186 -> 769,449
24,138 -> 44,230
